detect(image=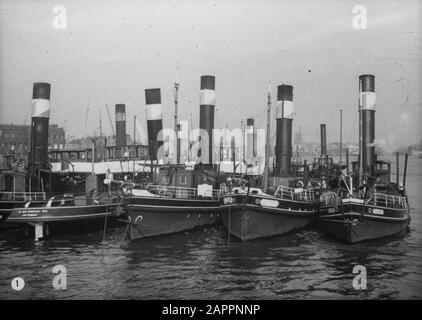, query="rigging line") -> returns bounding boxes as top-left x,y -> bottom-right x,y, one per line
23,98 -> 31,126
83,97 -> 90,136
